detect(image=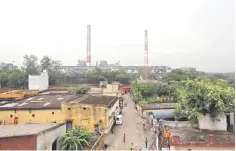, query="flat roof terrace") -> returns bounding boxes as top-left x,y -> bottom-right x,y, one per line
0,94 -> 119,110
168,126 -> 235,147
0,94 -> 78,110
67,94 -> 119,108
0,123 -> 65,138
